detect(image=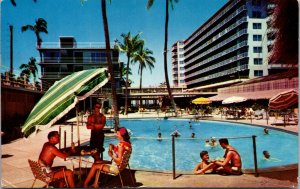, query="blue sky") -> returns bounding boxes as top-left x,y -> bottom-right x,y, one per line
1,0 -> 227,87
